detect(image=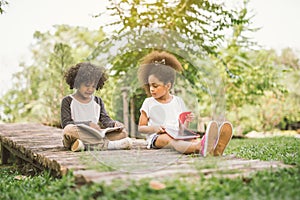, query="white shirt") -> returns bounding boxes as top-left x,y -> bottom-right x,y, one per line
70,95 -> 100,124
140,95 -> 187,139
140,95 -> 188,148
